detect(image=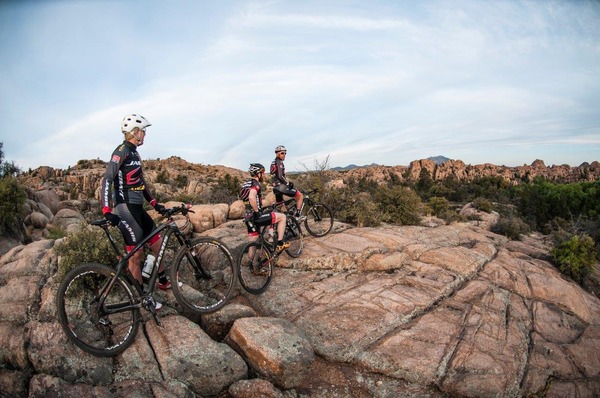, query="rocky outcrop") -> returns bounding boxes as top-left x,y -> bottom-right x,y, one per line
18,158 -> 600,206
337,159 -> 600,185
1,211 -> 599,397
